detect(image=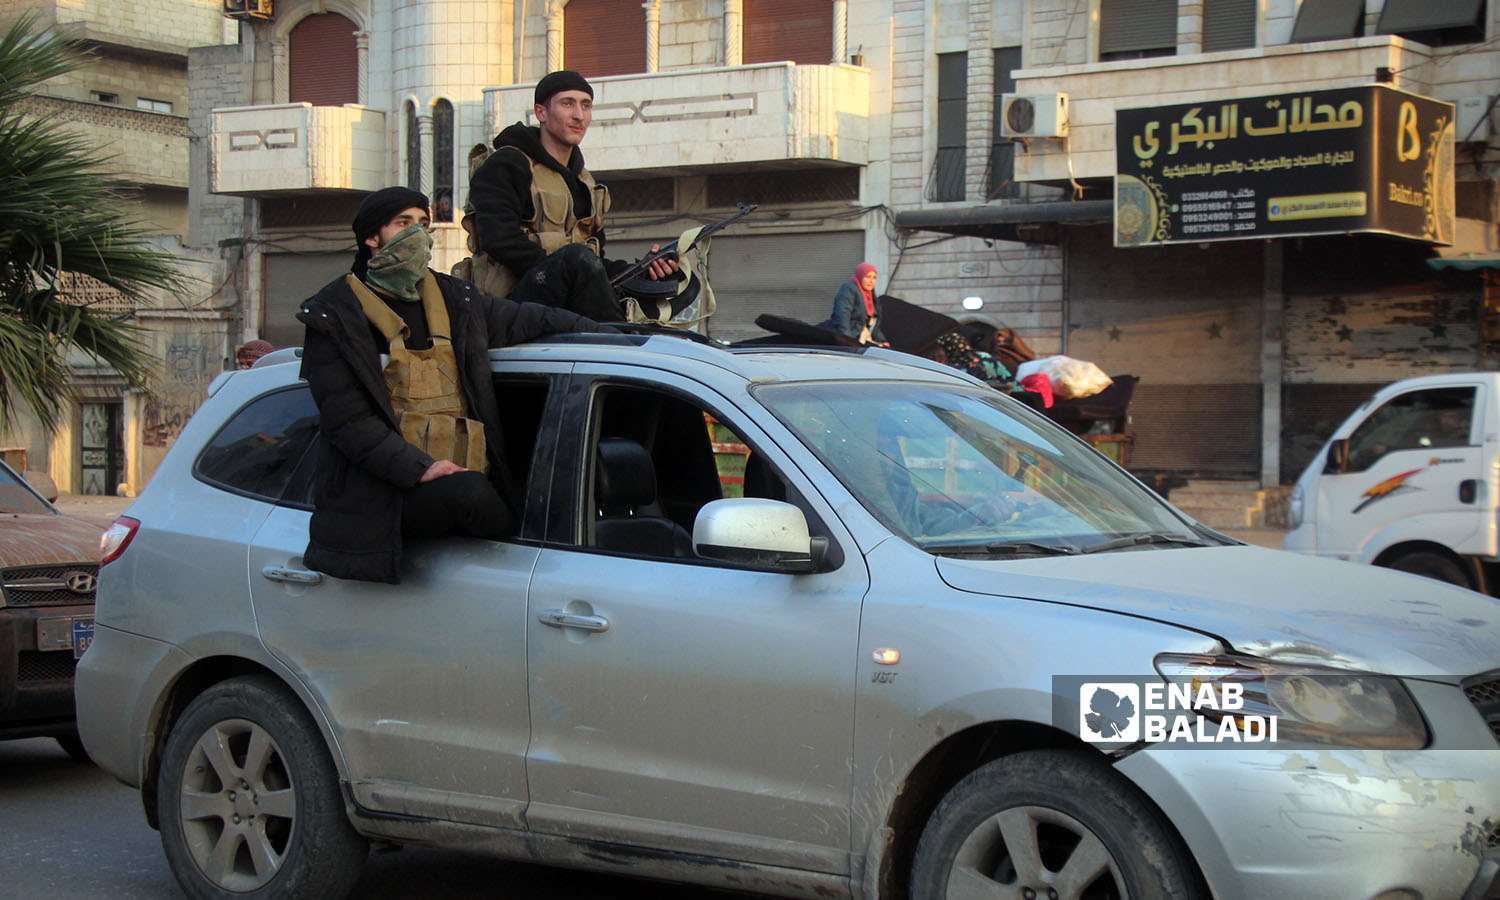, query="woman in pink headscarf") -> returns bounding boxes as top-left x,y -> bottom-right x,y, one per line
819,262 -> 886,345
